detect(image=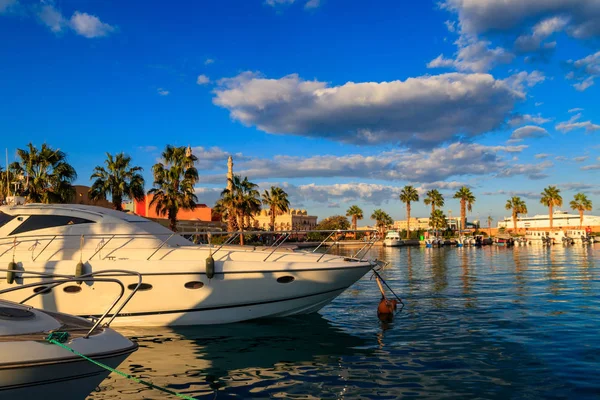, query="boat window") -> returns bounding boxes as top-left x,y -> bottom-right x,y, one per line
0,212 -> 15,229
9,215 -> 95,235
